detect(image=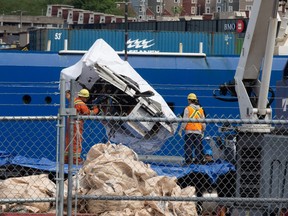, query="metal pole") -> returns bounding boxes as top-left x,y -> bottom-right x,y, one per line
67,79 -> 75,216
11,10 -> 26,30
124,0 -> 128,61
199,42 -> 203,53
57,79 -> 66,216
20,11 -> 22,31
